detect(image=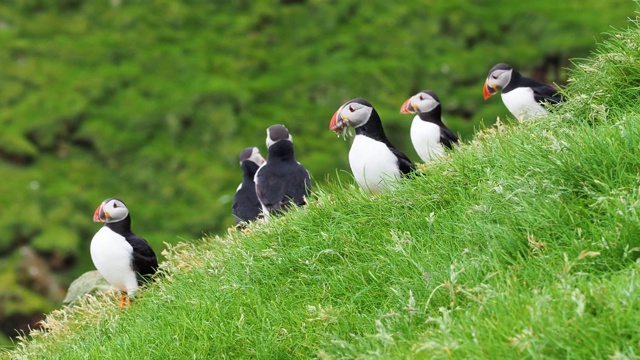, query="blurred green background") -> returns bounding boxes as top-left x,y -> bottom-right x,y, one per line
0,0 -> 636,346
